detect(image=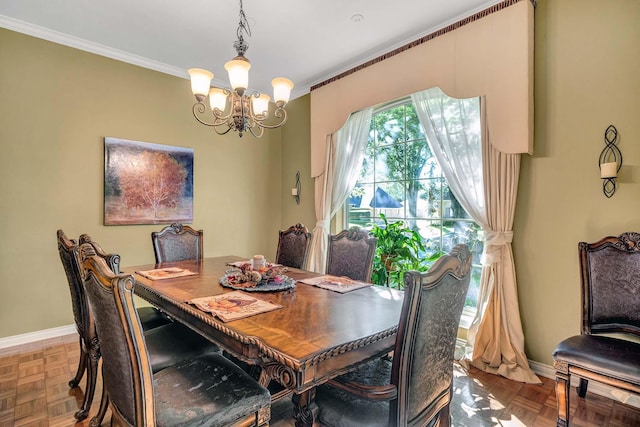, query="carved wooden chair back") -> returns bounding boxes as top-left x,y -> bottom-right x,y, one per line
390,244 -> 471,426
77,242 -> 271,427
579,232 -> 640,337
56,230 -> 98,420
315,245 -> 471,427
275,223 -> 312,269
79,233 -> 121,273
57,230 -> 90,352
151,223 -> 203,263
326,227 -> 377,282
78,243 -> 157,425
